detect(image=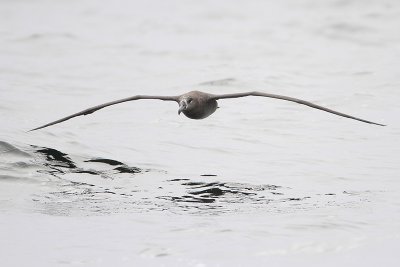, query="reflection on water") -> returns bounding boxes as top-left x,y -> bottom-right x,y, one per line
30,143 -> 287,215
34,146 -> 144,177
159,180 -> 280,204
0,141 -> 372,217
